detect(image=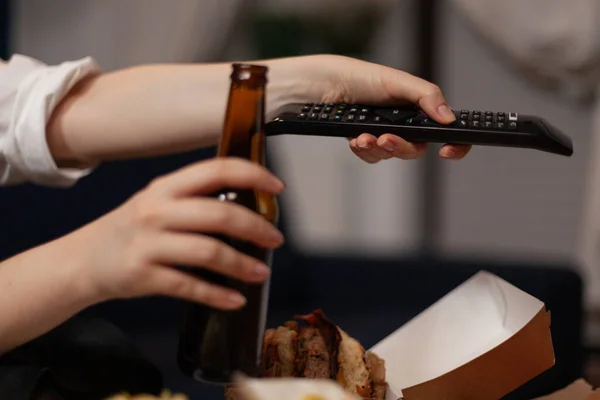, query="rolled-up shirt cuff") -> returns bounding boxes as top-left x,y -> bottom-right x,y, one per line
4,55 -> 101,187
